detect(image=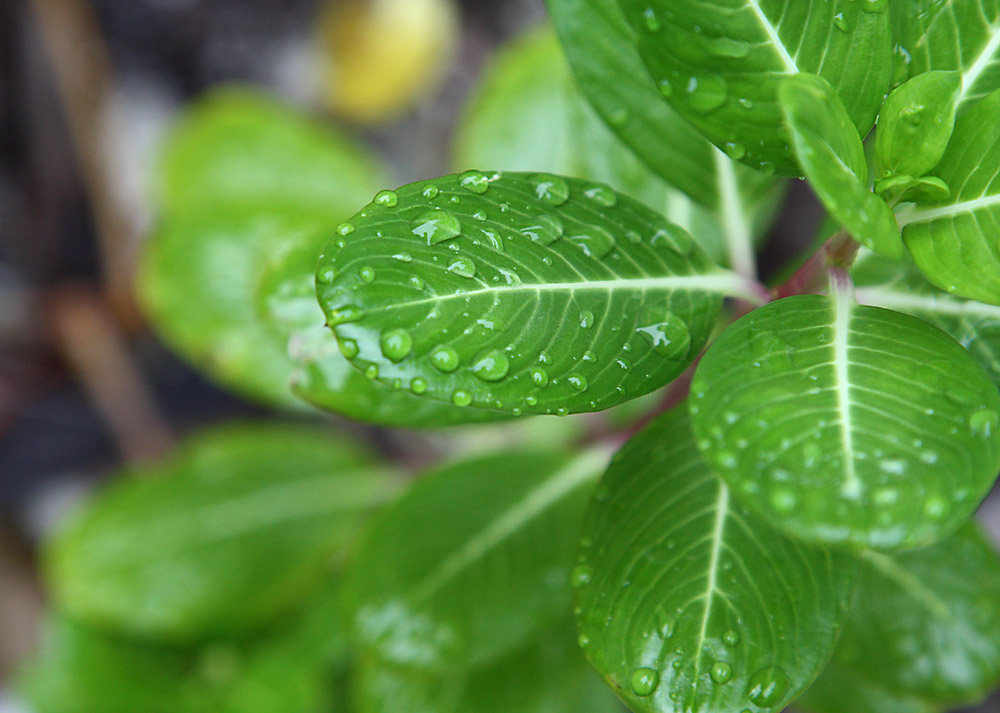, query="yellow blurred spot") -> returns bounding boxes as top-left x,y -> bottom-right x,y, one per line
319,0 -> 459,124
